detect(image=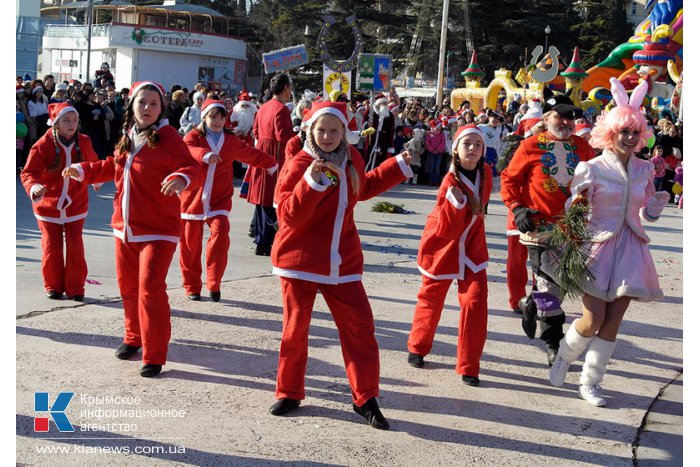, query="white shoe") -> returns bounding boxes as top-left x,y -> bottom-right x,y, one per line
578,384 -> 606,407
549,355 -> 571,387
